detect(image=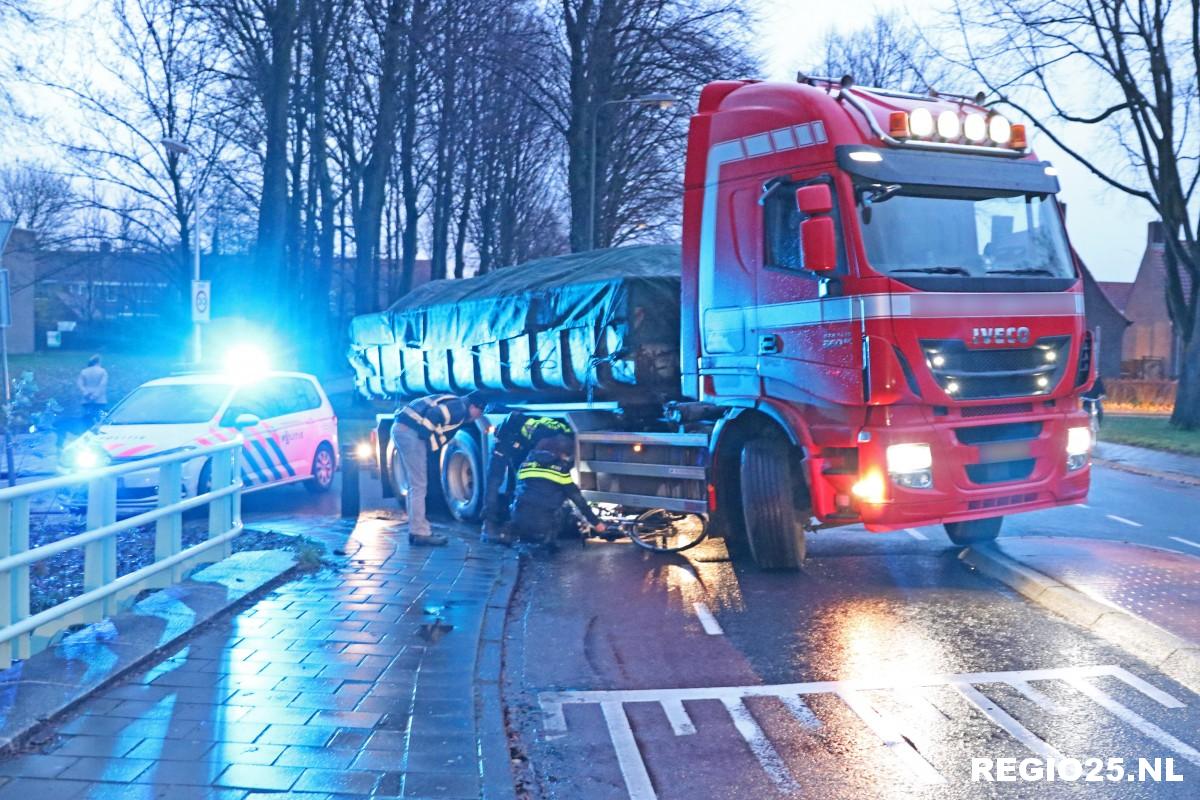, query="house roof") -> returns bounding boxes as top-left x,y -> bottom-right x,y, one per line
1097,281 -> 1133,312
1073,247 -> 1131,325
1124,222 -> 1192,325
